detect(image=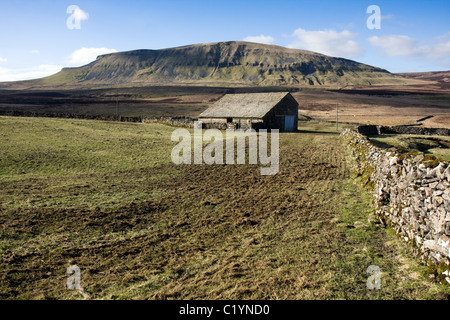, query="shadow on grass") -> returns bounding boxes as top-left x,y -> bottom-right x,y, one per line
297,130 -> 341,135
369,139 -> 399,149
